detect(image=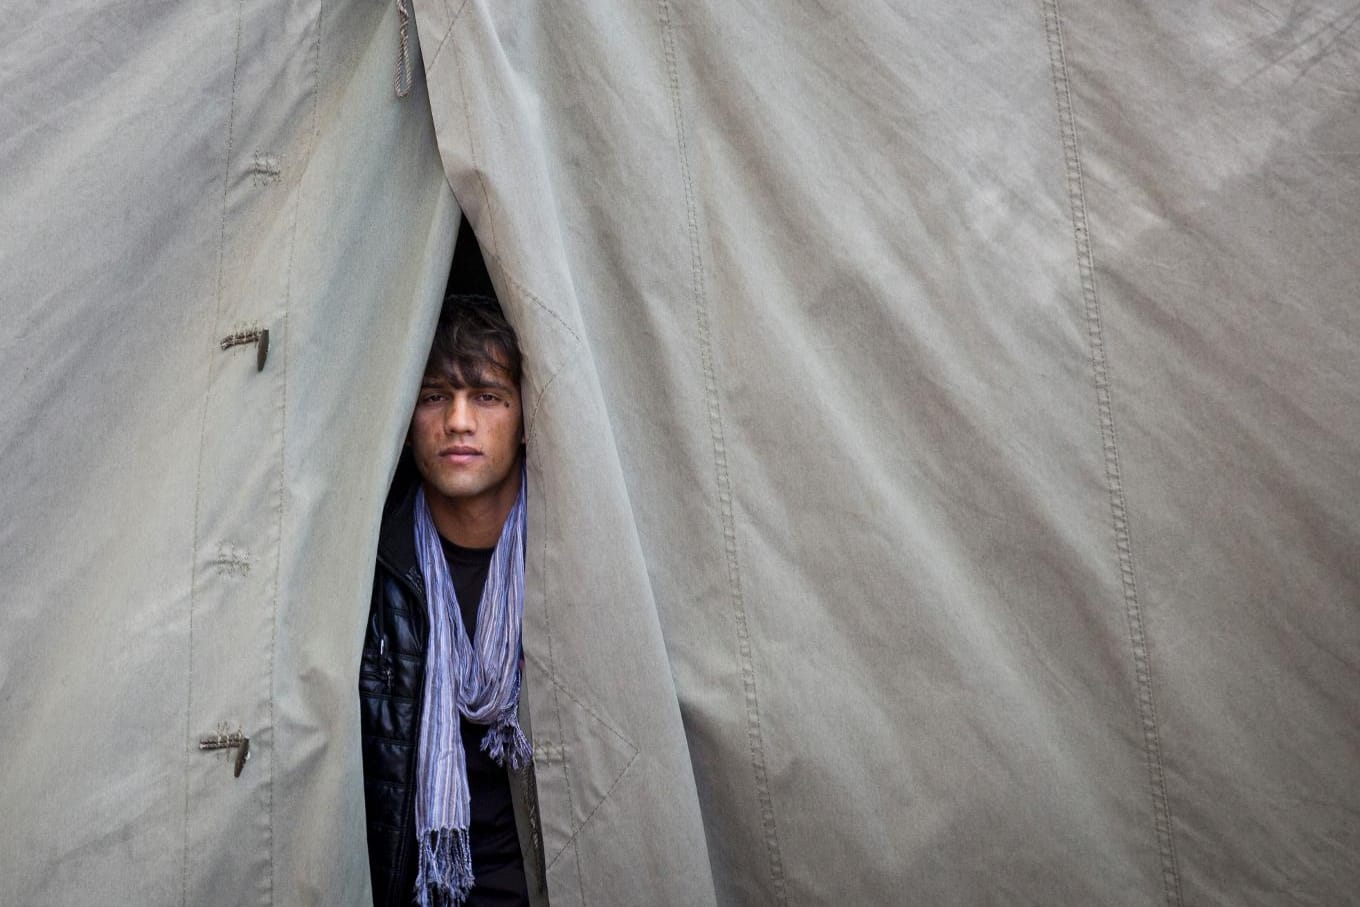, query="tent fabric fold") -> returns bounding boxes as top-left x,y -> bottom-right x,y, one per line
2,0 -> 1356,905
